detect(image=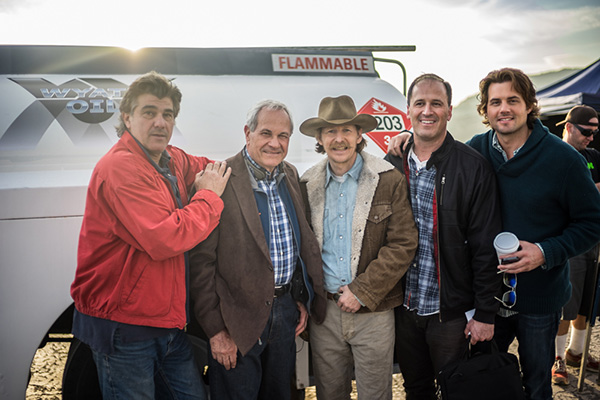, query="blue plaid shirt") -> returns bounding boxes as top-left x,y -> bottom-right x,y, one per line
404,149 -> 439,315
244,148 -> 297,285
